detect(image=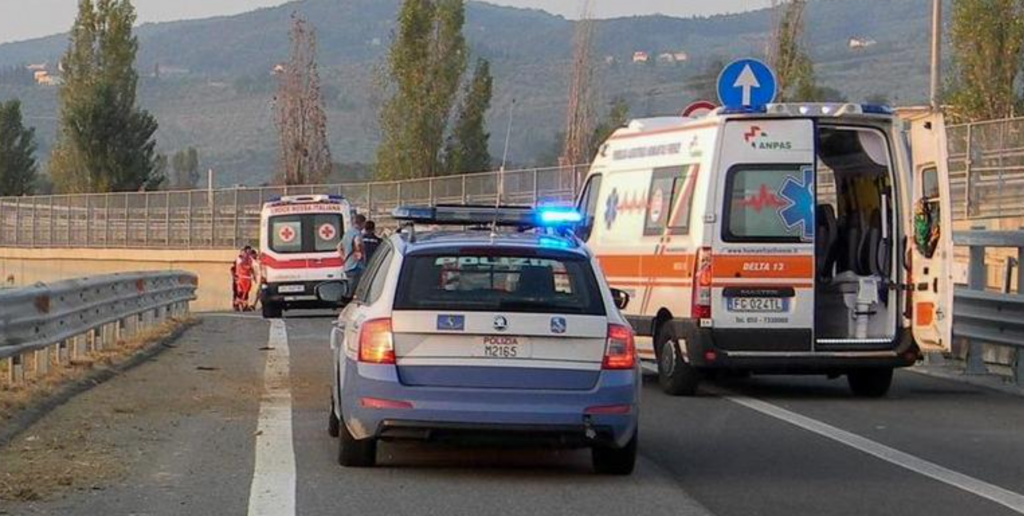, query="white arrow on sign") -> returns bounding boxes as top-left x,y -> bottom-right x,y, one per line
734,64 -> 760,106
